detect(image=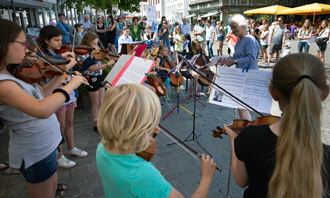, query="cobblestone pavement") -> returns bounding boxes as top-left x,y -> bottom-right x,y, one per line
0,39 -> 329,198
